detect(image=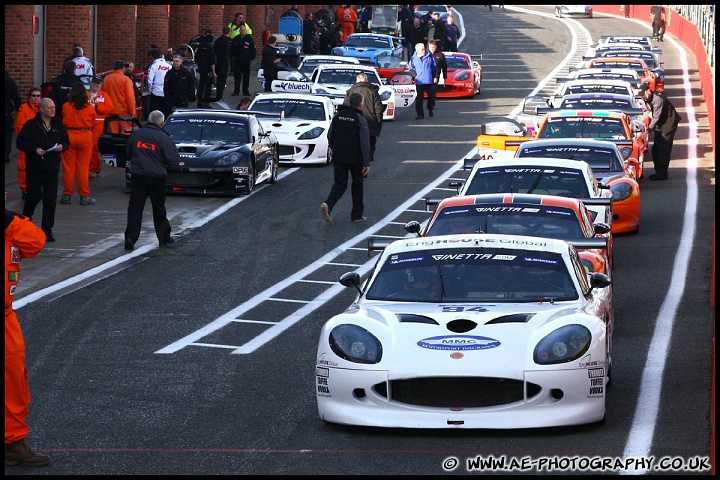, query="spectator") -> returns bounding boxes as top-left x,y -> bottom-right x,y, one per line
124,110 -> 180,251
50,61 -> 81,121
123,62 -> 142,112
61,82 -> 96,206
444,15 -> 461,52
14,88 -> 42,198
67,45 -> 95,90
230,25 -> 256,97
261,35 -> 282,92
336,5 -> 358,42
359,5 -> 372,32
195,30 -> 217,107
103,60 -> 137,126
408,42 -> 437,120
432,12 -> 446,50
4,190 -> 50,466
428,40 -> 447,83
5,70 -> 22,164
320,92 -> 371,224
86,76 -> 113,178
17,98 -> 69,242
404,17 -> 426,65
164,54 -> 196,111
640,82 -> 681,180
319,24 -> 342,55
213,26 -> 232,101
303,12 -> 319,55
228,12 -> 252,40
147,47 -> 172,117
237,97 -> 252,110
344,73 -> 384,162
650,5 -> 666,41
